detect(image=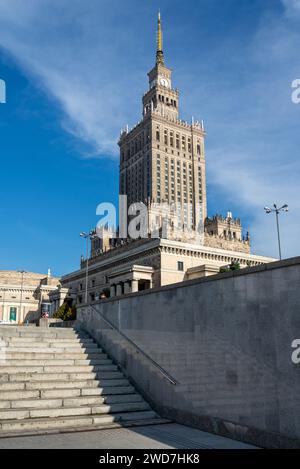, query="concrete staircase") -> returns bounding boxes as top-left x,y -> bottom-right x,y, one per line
0,326 -> 166,436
